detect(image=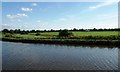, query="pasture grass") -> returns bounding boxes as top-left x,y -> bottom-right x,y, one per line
1,31 -> 119,47
73,31 -> 118,36
1,31 -> 119,40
